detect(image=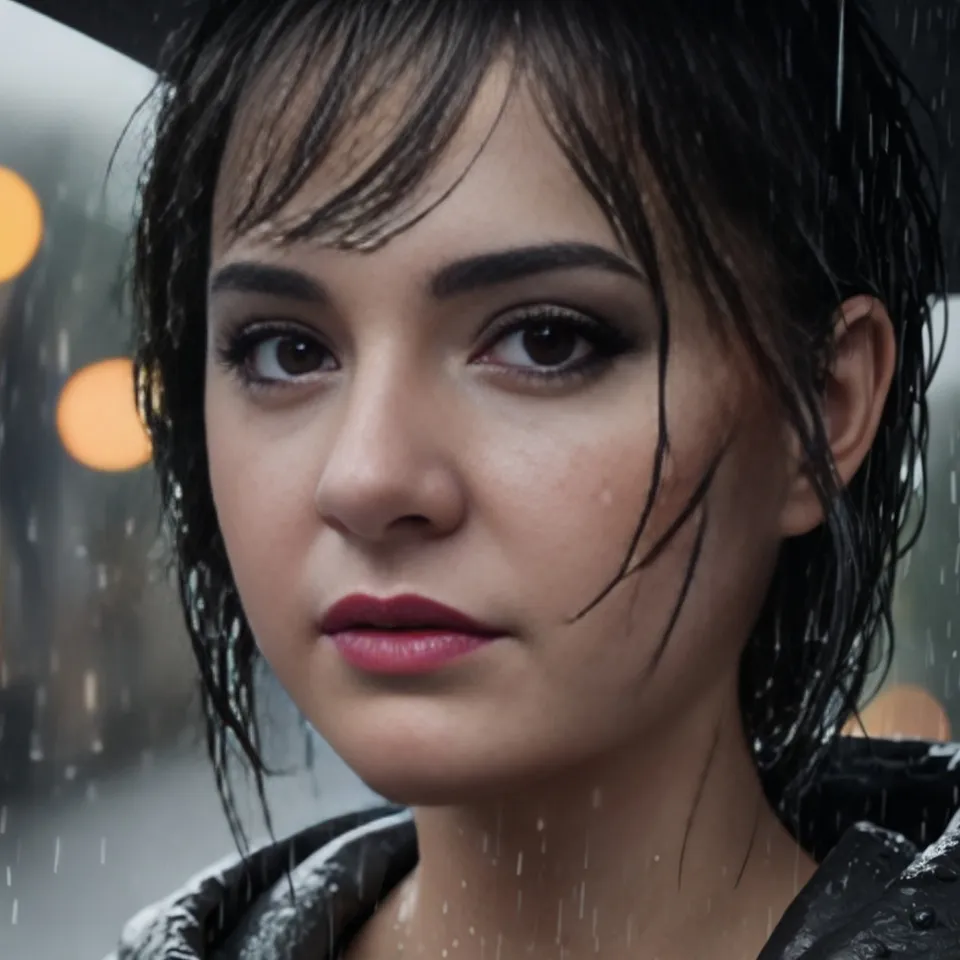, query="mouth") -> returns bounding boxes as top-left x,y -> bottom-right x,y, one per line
319,593 -> 502,636
318,593 -> 504,675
